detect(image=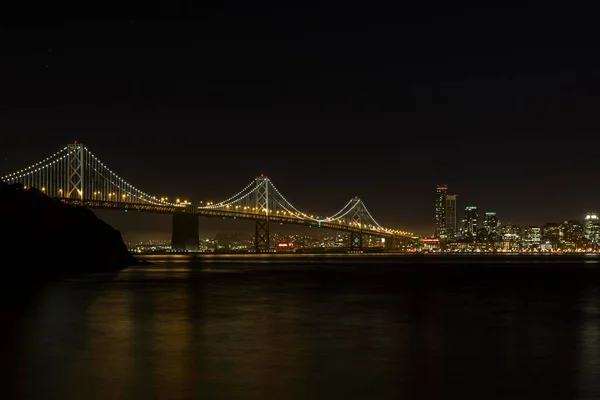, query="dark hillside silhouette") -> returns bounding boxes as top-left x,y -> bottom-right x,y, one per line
0,181 -> 136,278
